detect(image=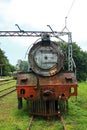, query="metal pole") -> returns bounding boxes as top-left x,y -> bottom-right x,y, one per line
68,32 -> 73,71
